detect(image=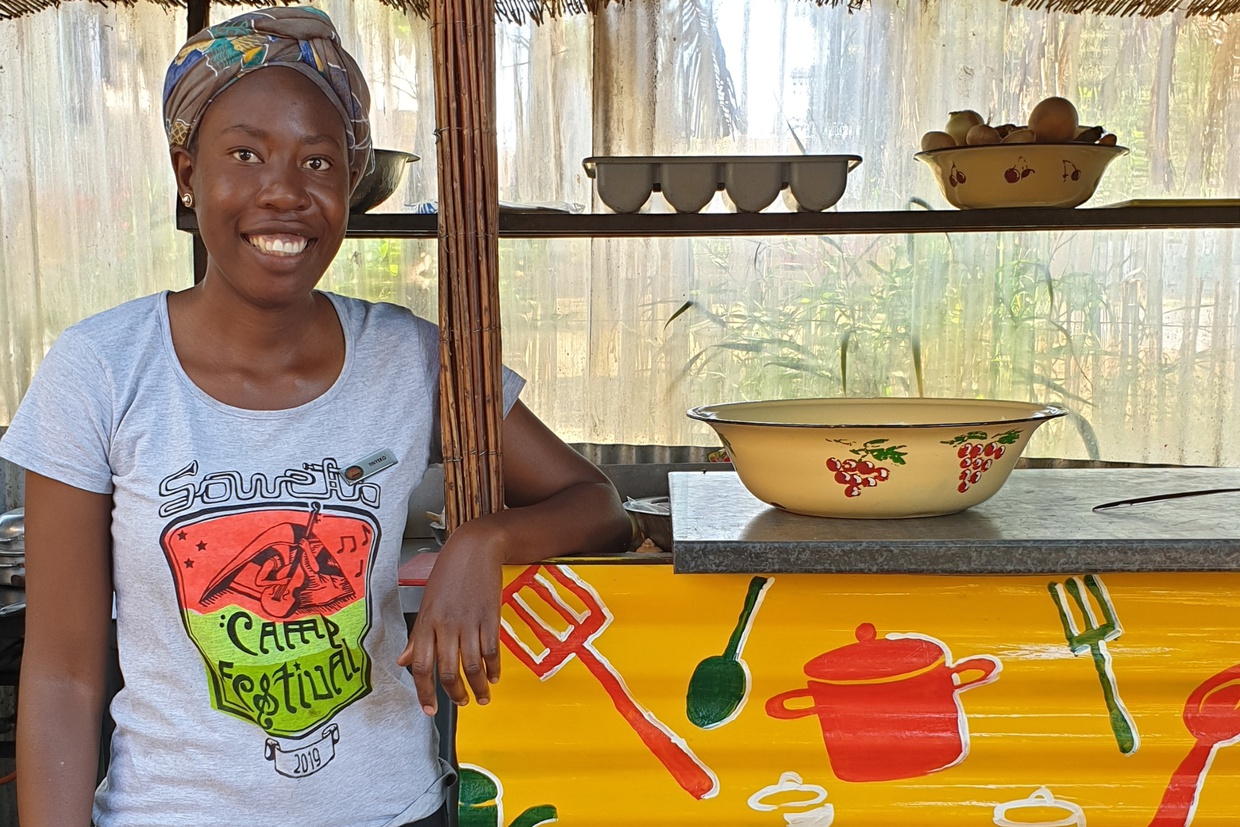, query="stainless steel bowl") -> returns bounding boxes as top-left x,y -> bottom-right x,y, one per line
350,149 -> 419,214
0,508 -> 22,542
623,496 -> 672,551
